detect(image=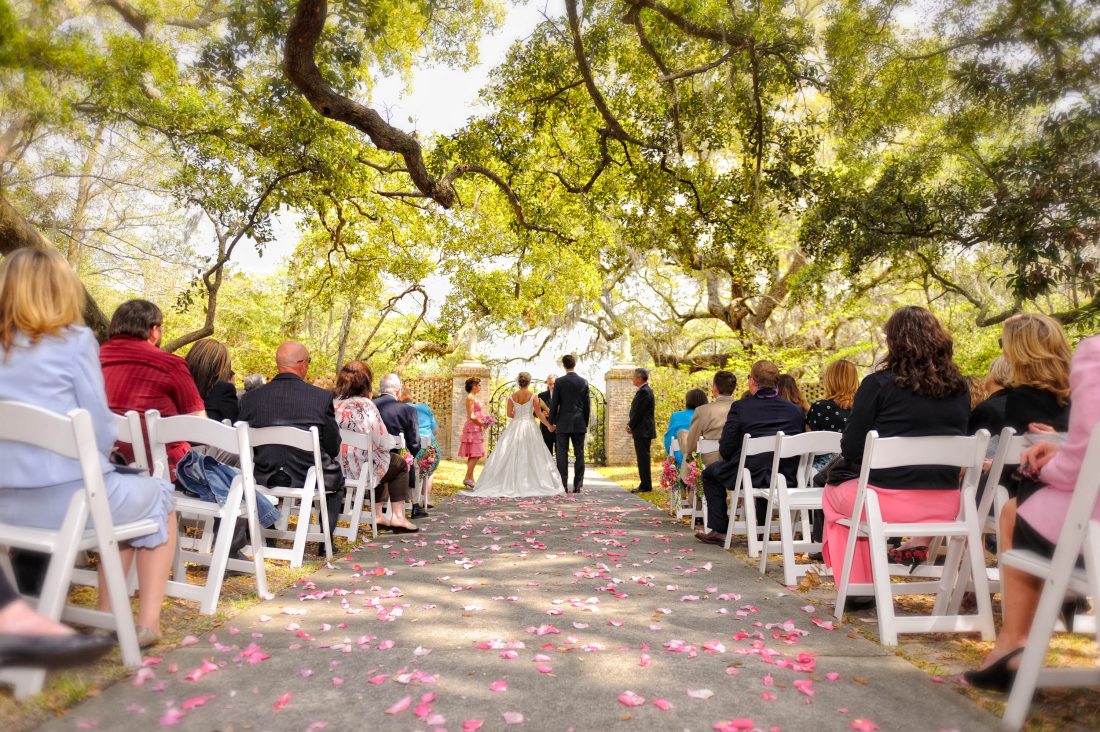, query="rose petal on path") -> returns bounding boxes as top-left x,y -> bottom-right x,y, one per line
618,691 -> 646,707
159,708 -> 185,727
639,653 -> 651,668
462,720 -> 484,731
687,688 -> 714,700
652,698 -> 672,711
826,672 -> 840,682
490,680 -> 508,692
794,678 -> 815,697
385,695 -> 412,715
273,692 -> 292,711
851,721 -> 879,732
502,711 -> 525,724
